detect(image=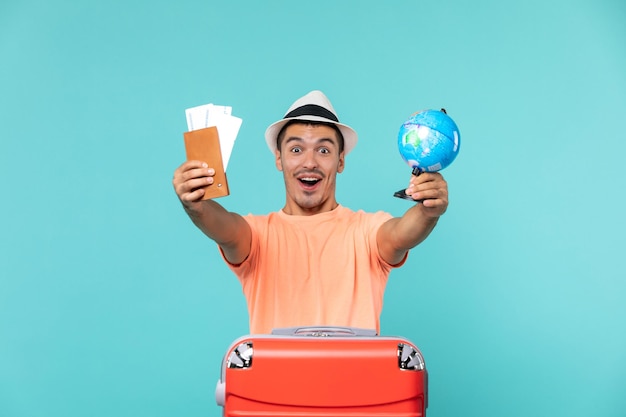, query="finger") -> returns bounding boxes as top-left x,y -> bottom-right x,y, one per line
412,188 -> 446,201
406,182 -> 447,199
407,178 -> 448,200
181,167 -> 215,182
173,160 -> 211,180
184,160 -> 208,169
409,176 -> 447,193
175,160 -> 206,174
179,187 -> 206,203
173,166 -> 214,191
175,176 -> 214,196
407,191 -> 446,204
409,172 -> 443,186
421,198 -> 448,214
